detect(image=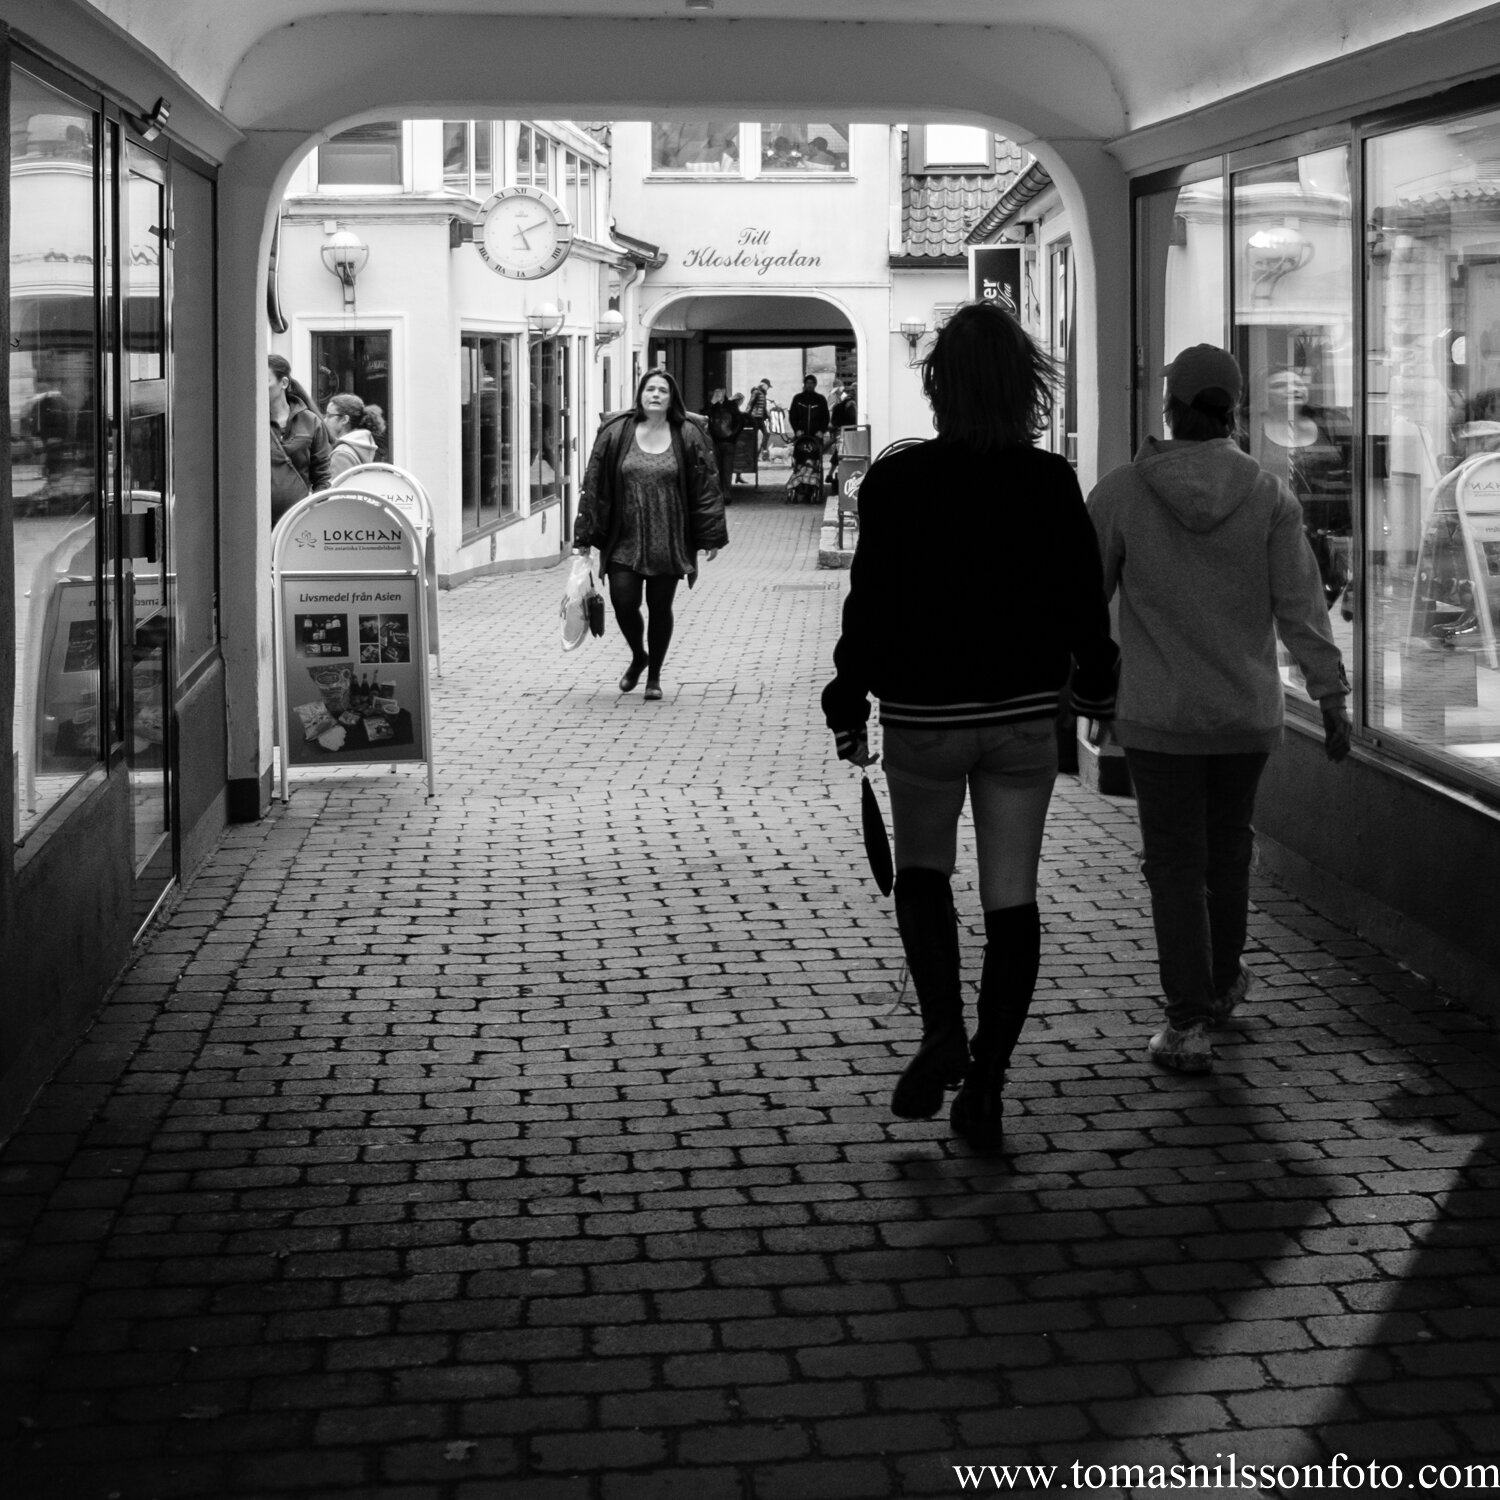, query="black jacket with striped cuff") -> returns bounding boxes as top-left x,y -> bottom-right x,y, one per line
822,437 -> 1118,750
